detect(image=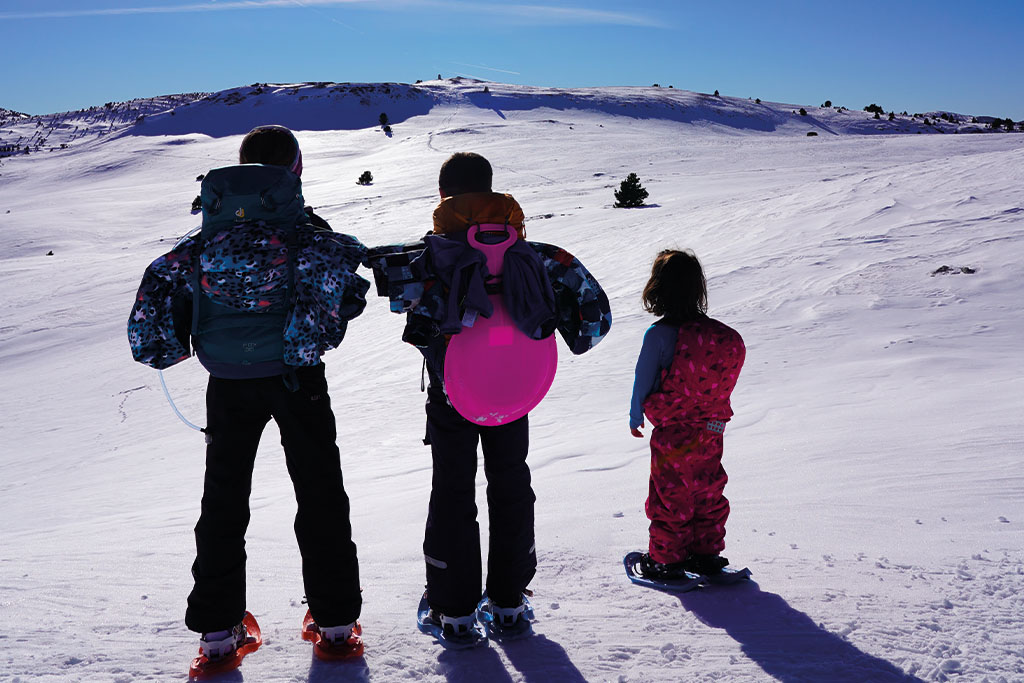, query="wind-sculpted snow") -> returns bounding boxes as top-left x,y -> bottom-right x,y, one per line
1,82 -> 1022,682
